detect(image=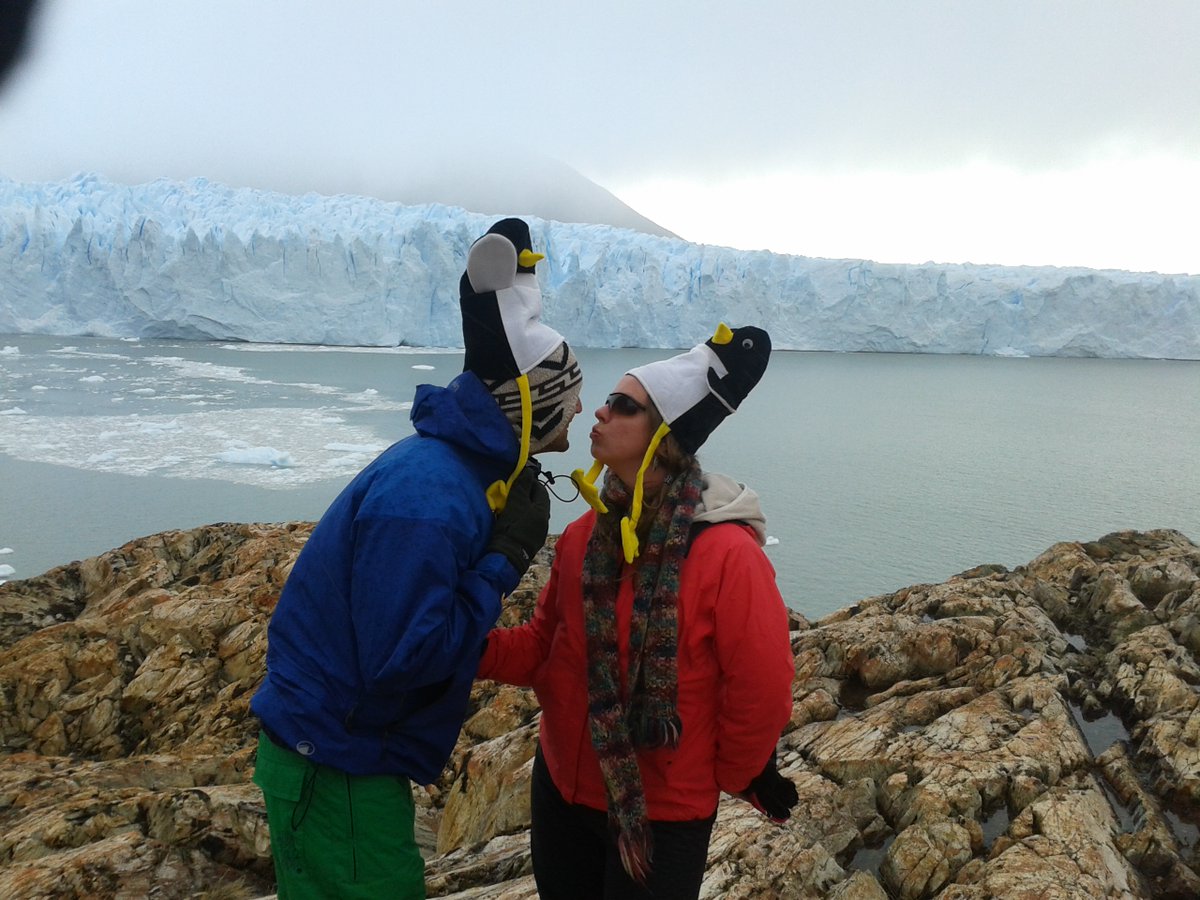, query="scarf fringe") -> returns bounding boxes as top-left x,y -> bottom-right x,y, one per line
629,713 -> 683,750
617,826 -> 654,885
